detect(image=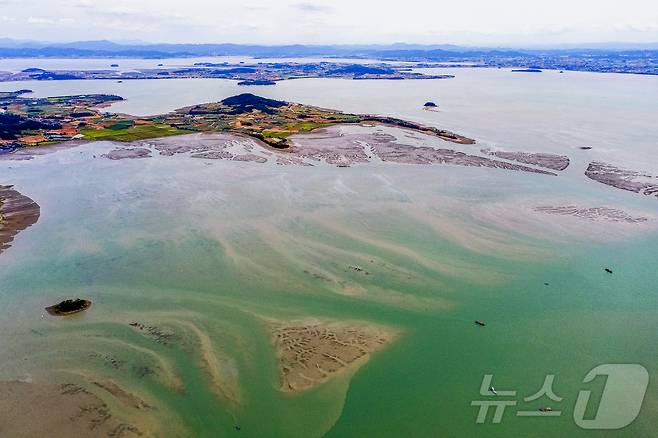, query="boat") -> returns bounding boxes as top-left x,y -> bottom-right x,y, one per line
475,320 -> 486,326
